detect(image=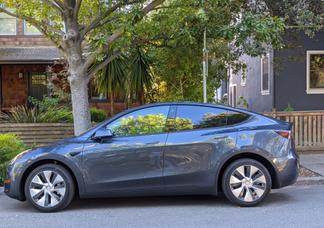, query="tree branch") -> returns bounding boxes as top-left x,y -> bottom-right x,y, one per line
42,0 -> 64,14
83,29 -> 123,70
52,0 -> 67,11
0,7 -> 64,48
83,0 -> 165,71
73,0 -> 82,19
87,51 -> 121,76
81,1 -> 125,37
